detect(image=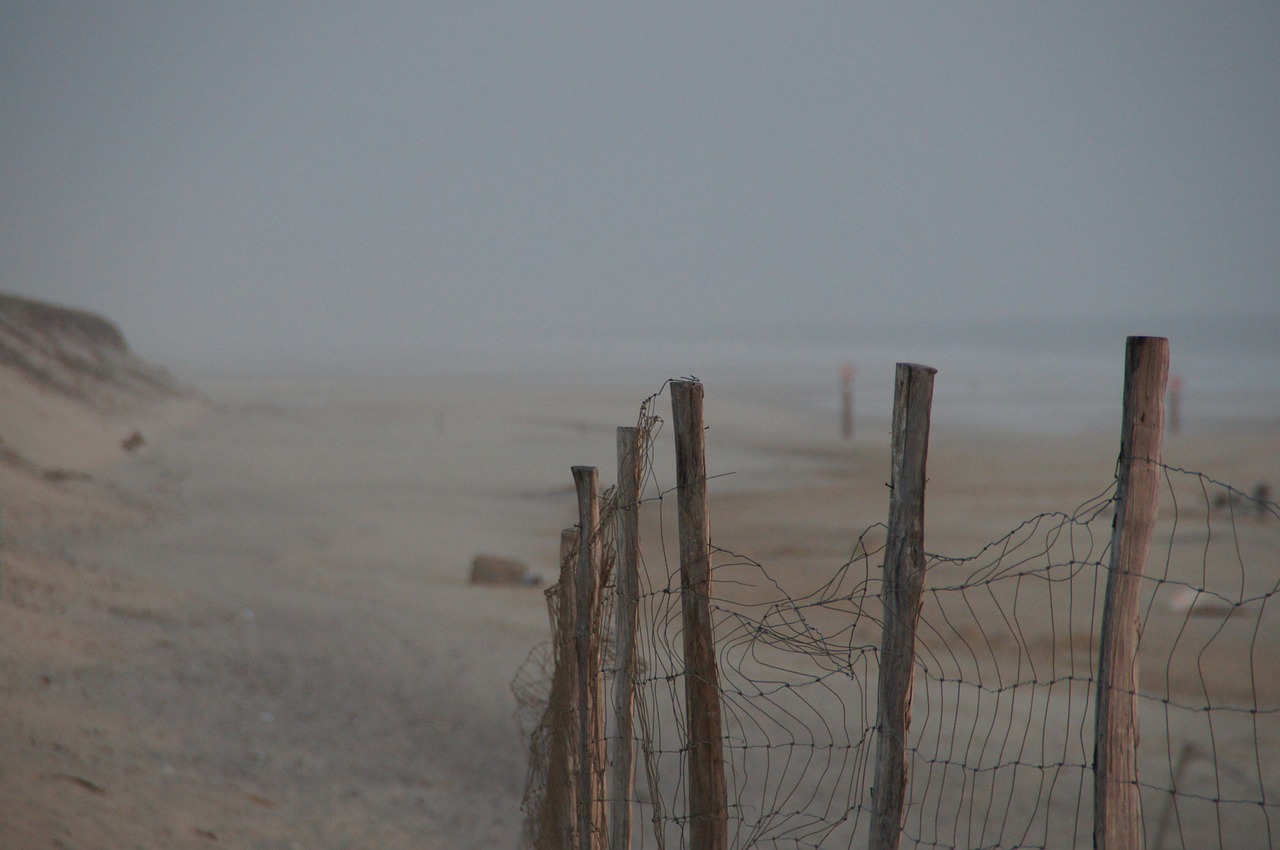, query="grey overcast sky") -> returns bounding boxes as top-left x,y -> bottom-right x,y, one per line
2,3 -> 1277,371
